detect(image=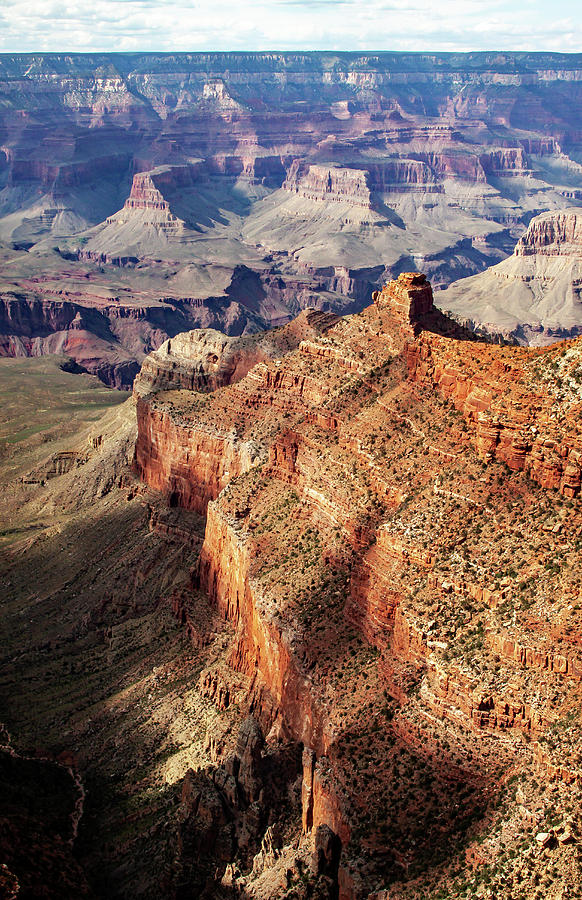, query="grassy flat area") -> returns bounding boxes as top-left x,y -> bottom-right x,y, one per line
0,356 -> 128,443
0,356 -> 129,480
